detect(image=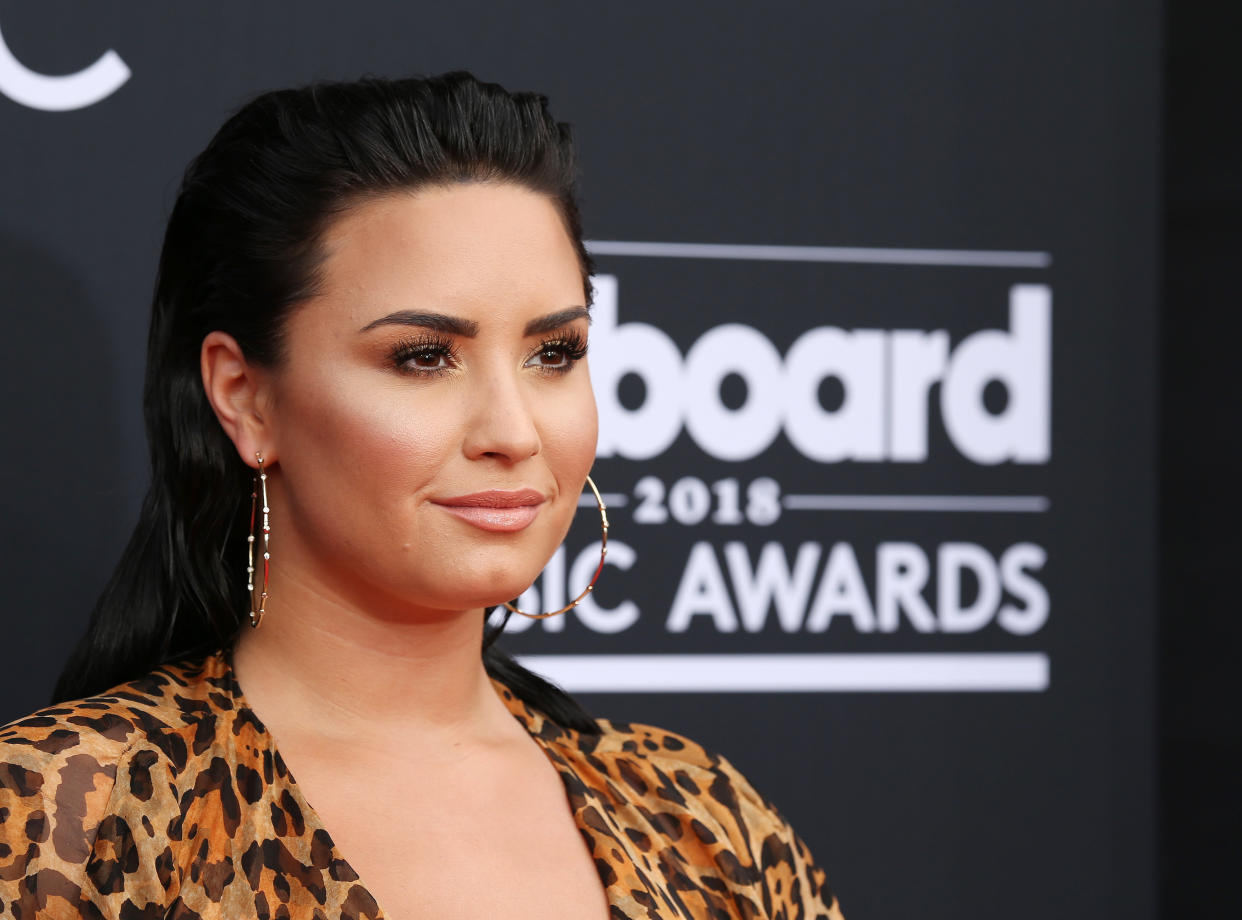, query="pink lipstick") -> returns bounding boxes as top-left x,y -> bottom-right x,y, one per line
431,489 -> 545,533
